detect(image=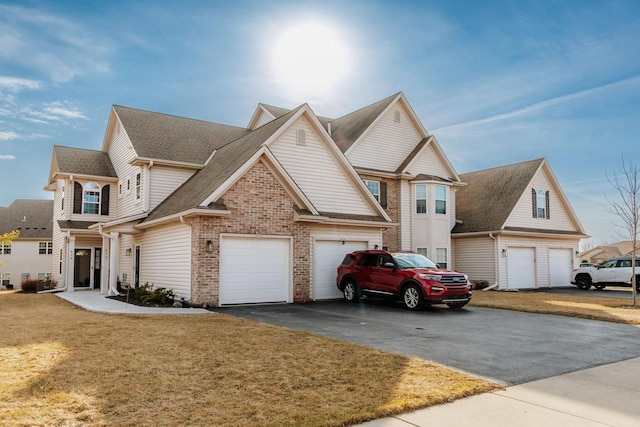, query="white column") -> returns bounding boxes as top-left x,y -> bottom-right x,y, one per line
67,235 -> 75,292
101,235 -> 110,295
108,232 -> 119,295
